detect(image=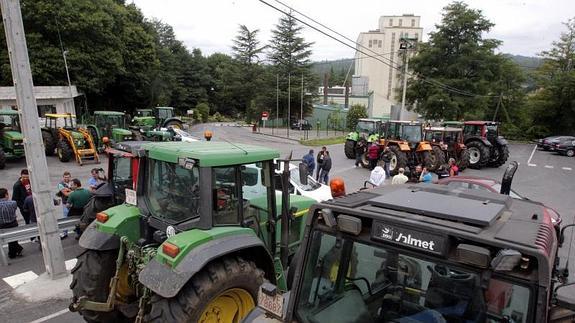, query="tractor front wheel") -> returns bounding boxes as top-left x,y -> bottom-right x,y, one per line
70,249 -> 128,323
0,148 -> 5,169
147,256 -> 264,323
488,145 -> 509,167
42,130 -> 56,156
344,139 -> 356,159
388,146 -> 408,175
57,140 -> 74,162
429,146 -> 445,171
164,120 -> 183,129
457,149 -> 470,171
